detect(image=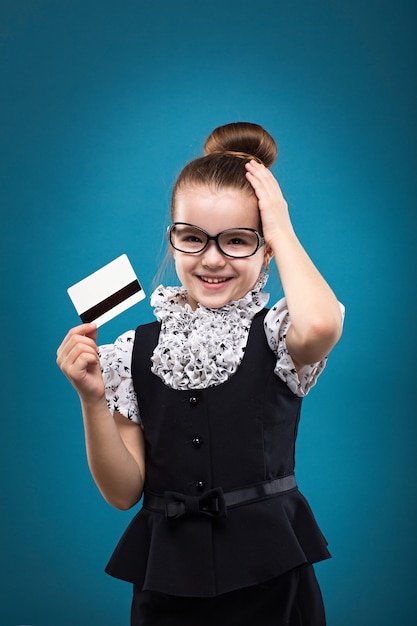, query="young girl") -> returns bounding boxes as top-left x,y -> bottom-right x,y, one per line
57,122 -> 344,625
